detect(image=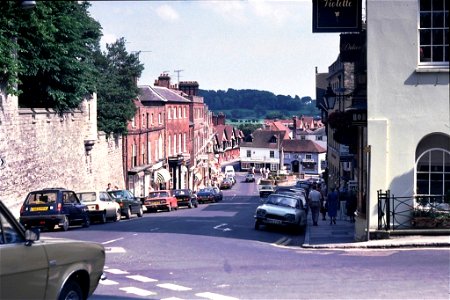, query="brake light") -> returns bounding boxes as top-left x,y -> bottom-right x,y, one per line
96,204 -> 100,210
